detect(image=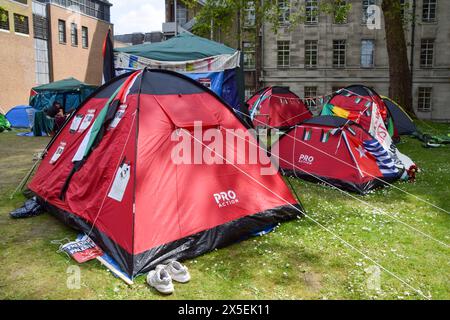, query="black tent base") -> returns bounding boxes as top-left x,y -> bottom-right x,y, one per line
281,170 -> 398,195
38,198 -> 302,279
